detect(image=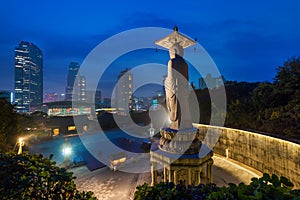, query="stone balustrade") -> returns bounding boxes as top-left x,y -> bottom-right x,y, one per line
193,124 -> 300,188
